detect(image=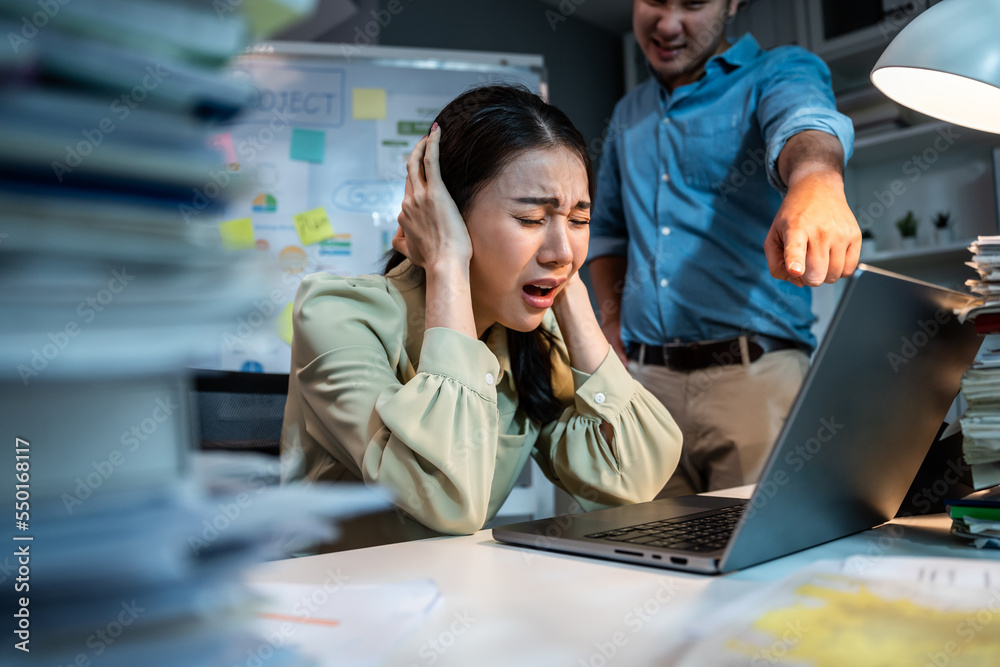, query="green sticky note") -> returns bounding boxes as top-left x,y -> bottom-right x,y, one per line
290,128 -> 326,163
218,217 -> 255,250
353,88 -> 387,120
277,302 -> 294,345
242,0 -> 304,38
397,120 -> 431,136
293,207 -> 334,246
